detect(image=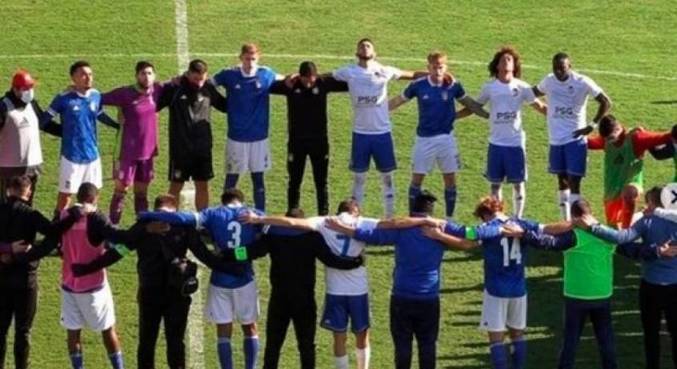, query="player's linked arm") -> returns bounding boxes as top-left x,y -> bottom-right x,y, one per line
243,213 -> 315,231
422,226 -> 477,250
457,96 -> 489,119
